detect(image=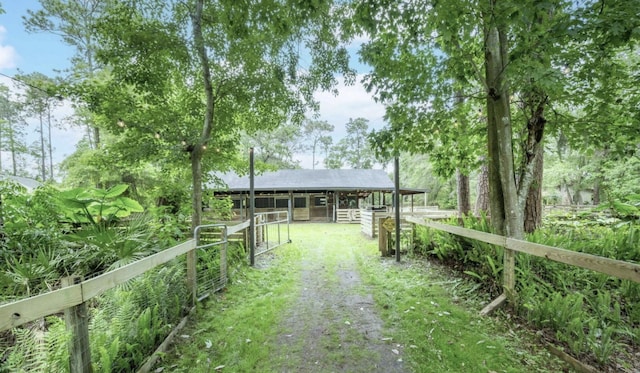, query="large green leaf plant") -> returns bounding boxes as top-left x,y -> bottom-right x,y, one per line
57,184 -> 154,272
58,184 -> 143,228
